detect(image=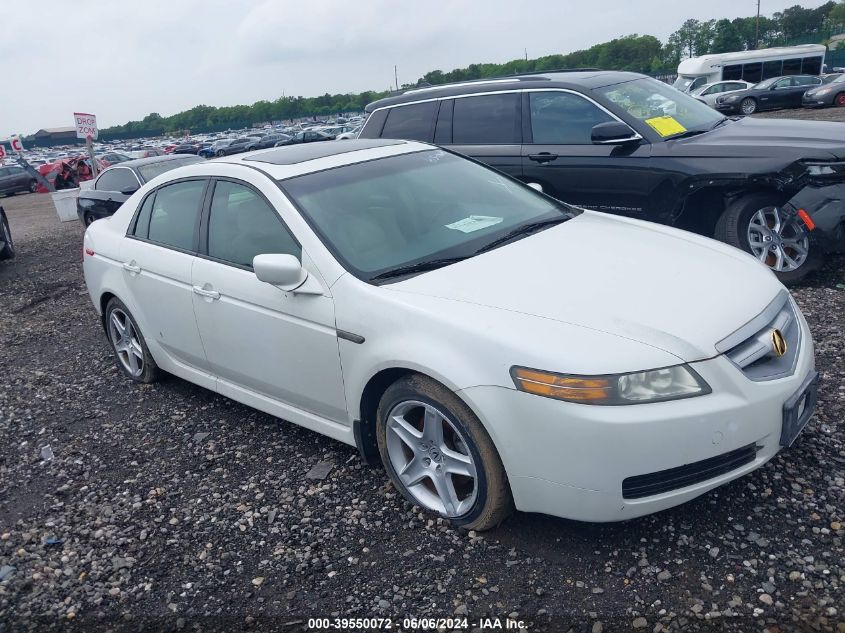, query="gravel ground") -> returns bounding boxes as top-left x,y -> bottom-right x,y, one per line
1,131 -> 844,632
